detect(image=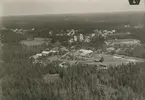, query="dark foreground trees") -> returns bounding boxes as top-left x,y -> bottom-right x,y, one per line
2,50 -> 145,100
